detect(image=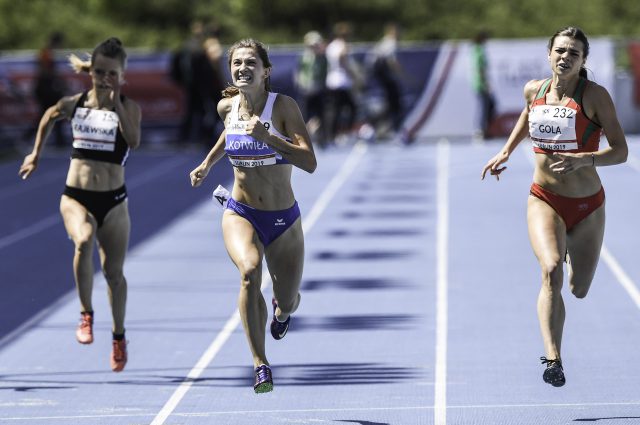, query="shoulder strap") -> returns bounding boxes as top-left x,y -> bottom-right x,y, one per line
573,78 -> 587,107
259,92 -> 277,121
230,96 -> 241,121
71,91 -> 88,117
534,79 -> 552,101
